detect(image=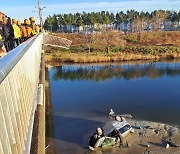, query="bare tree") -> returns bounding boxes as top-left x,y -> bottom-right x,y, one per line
95,29 -> 125,54
151,10 -> 168,31
84,34 -> 93,54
